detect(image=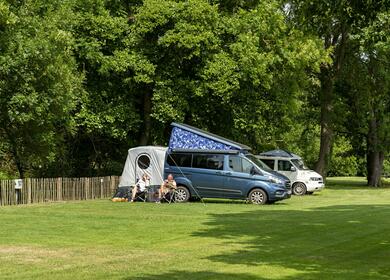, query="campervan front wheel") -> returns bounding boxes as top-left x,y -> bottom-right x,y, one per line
174,186 -> 190,203
292,182 -> 307,196
248,189 -> 267,205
